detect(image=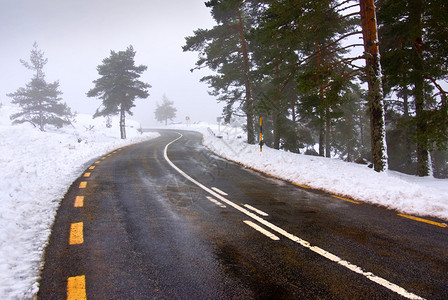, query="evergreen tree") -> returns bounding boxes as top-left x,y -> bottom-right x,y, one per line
183,0 -> 257,144
154,94 -> 177,125
377,0 -> 448,176
359,0 -> 388,172
87,46 -> 150,139
7,43 -> 73,131
333,84 -> 370,162
384,97 -> 416,174
250,0 -> 300,151
253,0 -> 360,156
